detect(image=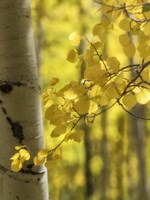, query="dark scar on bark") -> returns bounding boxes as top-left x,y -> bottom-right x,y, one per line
6,117 -> 24,143
0,84 -> 13,93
